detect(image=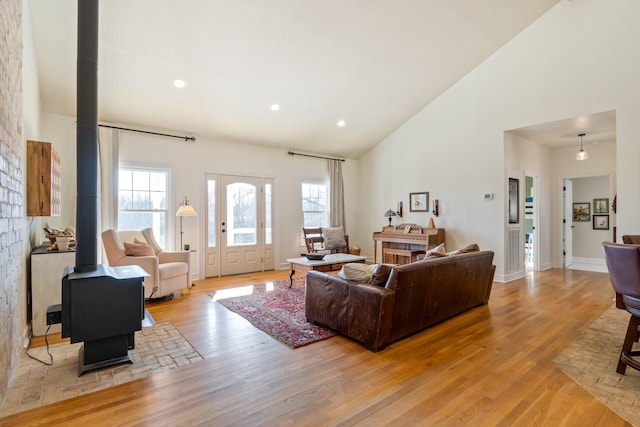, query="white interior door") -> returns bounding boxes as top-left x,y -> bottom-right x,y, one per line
563,179 -> 573,267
